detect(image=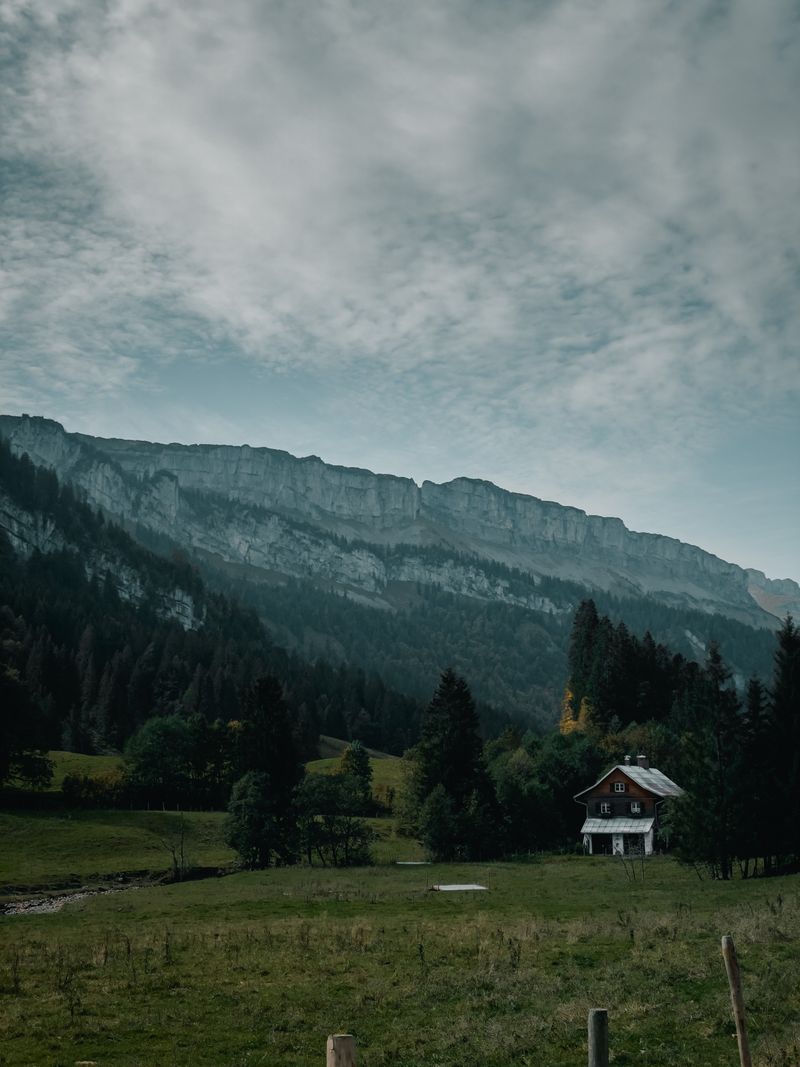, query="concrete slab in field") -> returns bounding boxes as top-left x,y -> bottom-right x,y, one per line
430,883 -> 487,891
396,860 -> 431,865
